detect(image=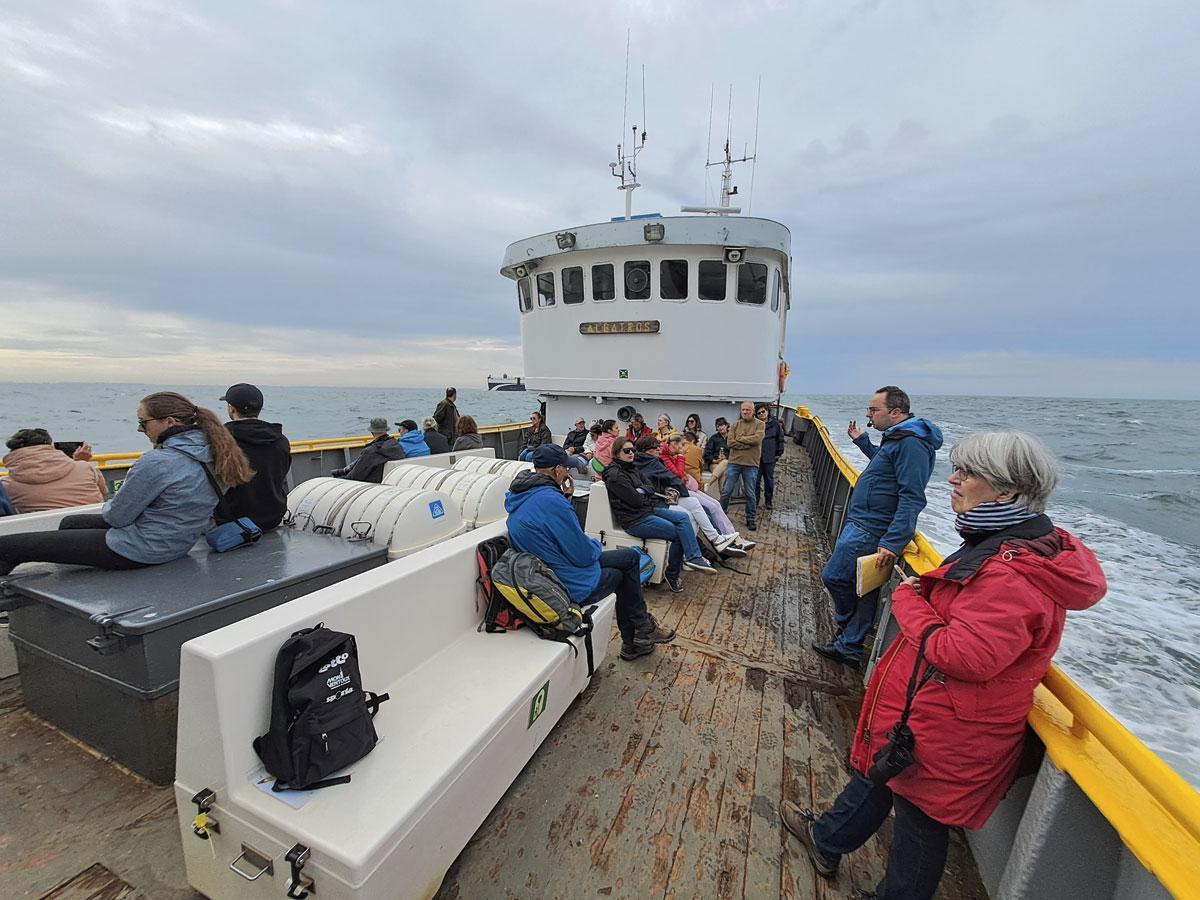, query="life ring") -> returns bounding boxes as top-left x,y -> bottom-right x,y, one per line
777,359 -> 790,393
